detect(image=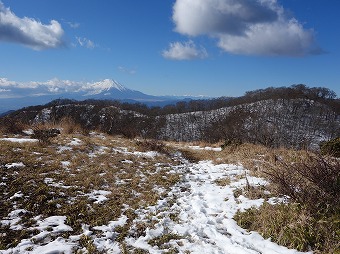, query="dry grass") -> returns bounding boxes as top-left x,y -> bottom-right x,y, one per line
167,142 -> 312,177
233,184 -> 271,200
31,116 -> 87,135
0,133 -> 182,251
234,202 -> 339,253
214,177 -> 231,186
